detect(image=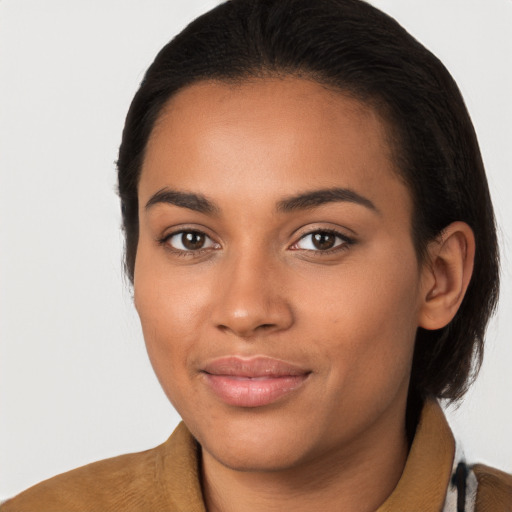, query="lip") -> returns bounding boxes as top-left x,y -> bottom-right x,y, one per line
201,356 -> 311,408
